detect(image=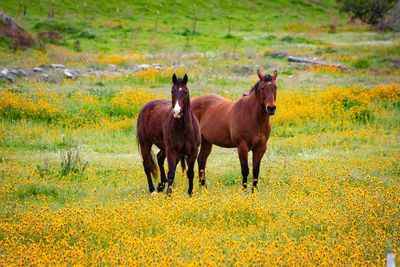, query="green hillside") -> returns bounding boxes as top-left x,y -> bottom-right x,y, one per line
1,0 -> 344,53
